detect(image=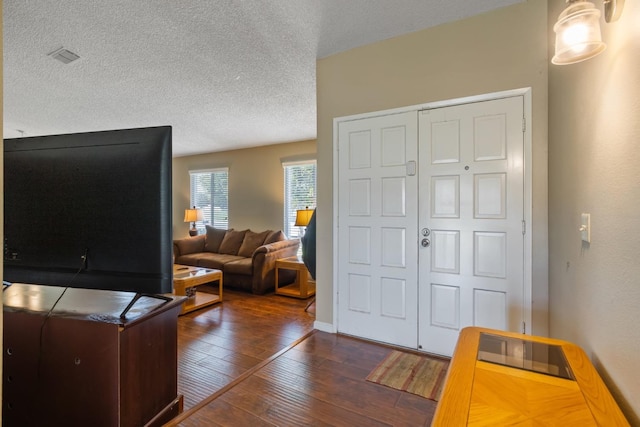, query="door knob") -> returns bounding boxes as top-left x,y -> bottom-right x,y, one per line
421,238 -> 430,248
